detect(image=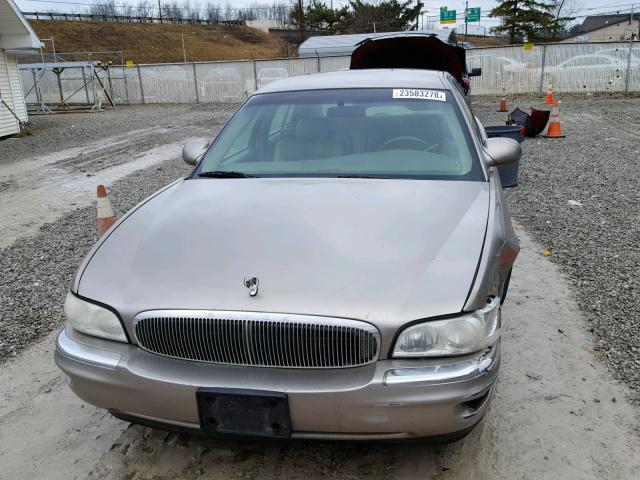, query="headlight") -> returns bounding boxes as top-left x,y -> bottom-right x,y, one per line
64,292 -> 127,342
393,298 -> 501,358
